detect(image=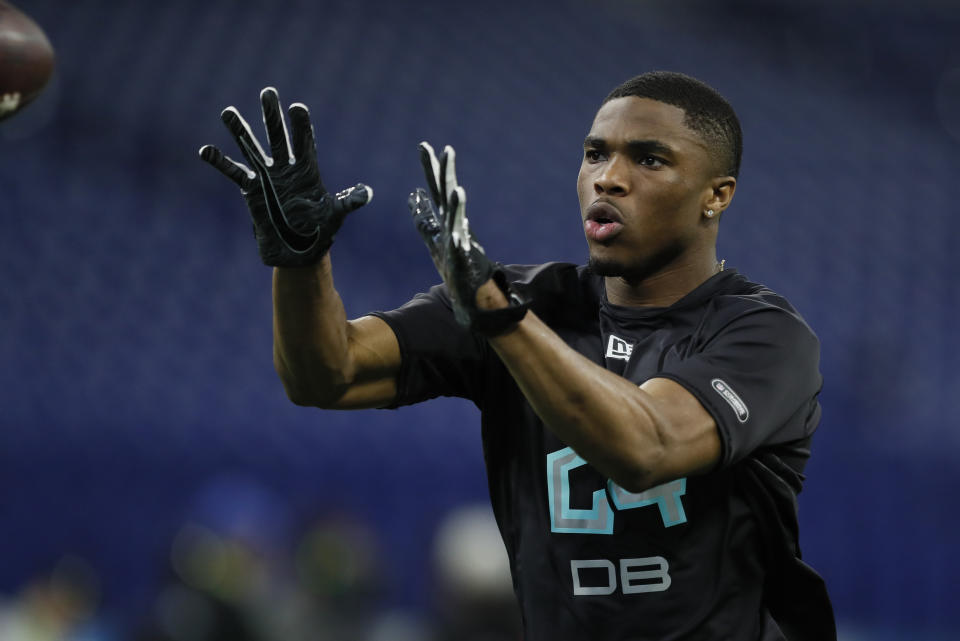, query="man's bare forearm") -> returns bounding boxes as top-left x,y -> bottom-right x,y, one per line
477,281 -> 719,491
272,256 -> 356,406
272,255 -> 402,409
